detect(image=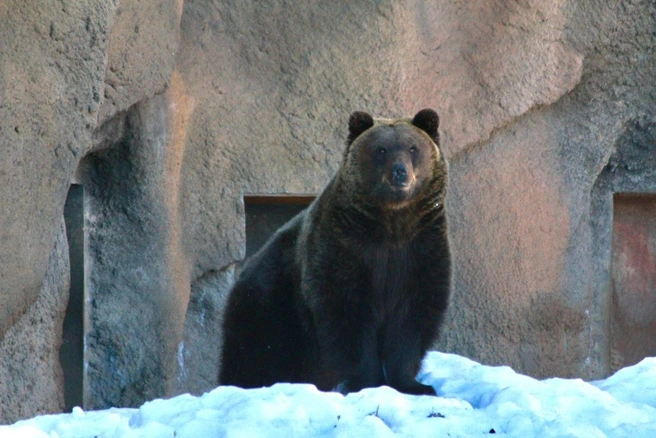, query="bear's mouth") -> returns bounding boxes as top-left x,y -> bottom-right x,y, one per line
383,176 -> 416,191
366,179 -> 418,209
375,178 -> 417,207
